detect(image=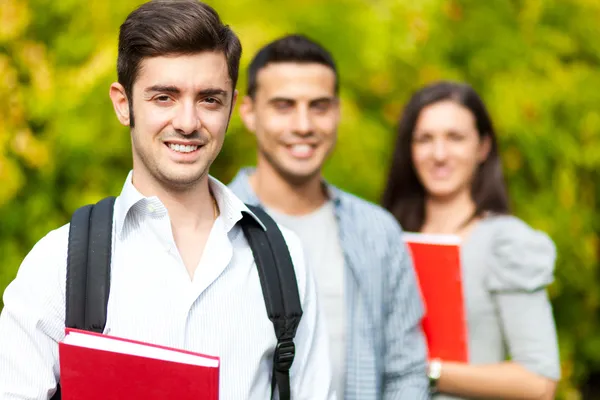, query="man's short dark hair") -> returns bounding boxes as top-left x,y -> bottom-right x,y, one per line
118,0 -> 242,126
246,34 -> 339,98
